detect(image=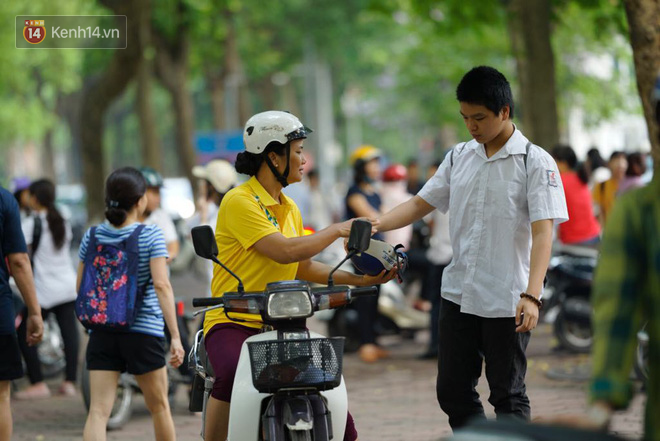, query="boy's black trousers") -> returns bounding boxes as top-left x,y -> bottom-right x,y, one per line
436,297 -> 531,430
